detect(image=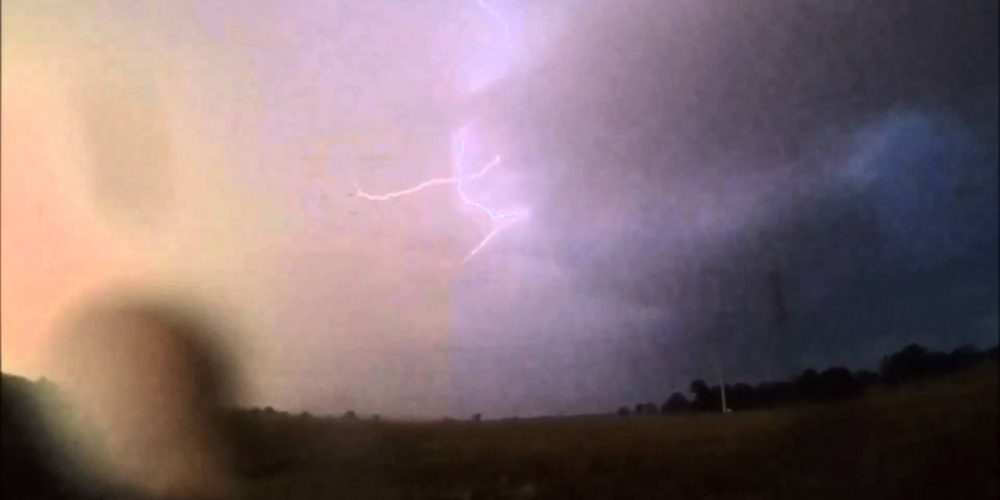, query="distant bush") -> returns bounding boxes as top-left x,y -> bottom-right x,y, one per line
880,344 -> 931,384
631,402 -> 657,415
881,343 -> 990,385
626,343 -> 995,415
661,392 -> 690,413
856,370 -> 879,388
689,380 -> 712,411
